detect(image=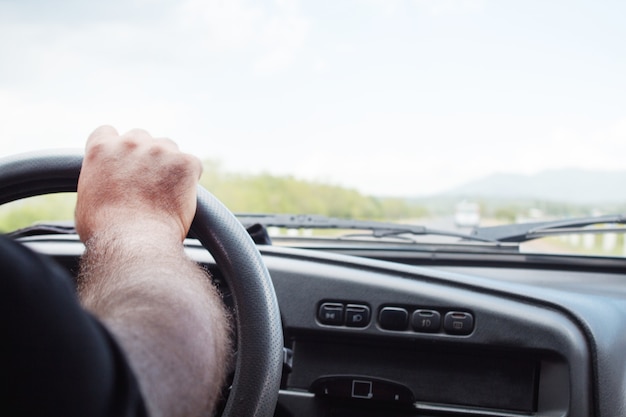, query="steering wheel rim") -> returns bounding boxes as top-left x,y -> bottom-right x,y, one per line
0,149 -> 284,417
